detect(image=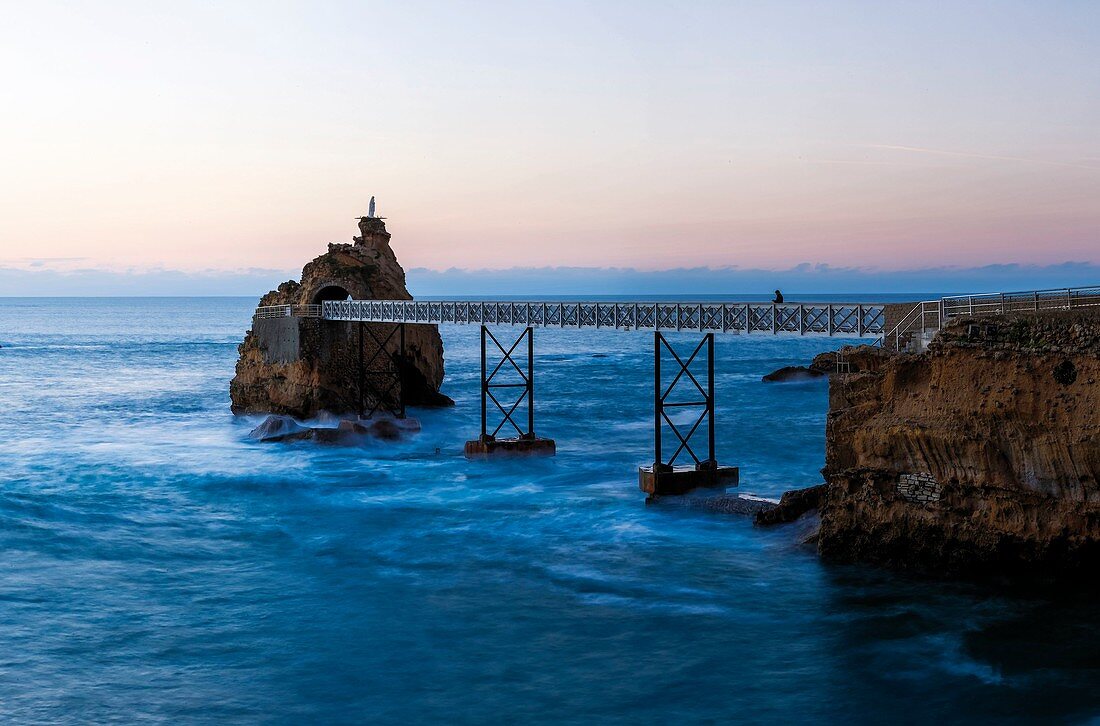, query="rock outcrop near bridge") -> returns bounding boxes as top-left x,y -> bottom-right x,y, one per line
230,217 -> 451,418
814,310 -> 1100,577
